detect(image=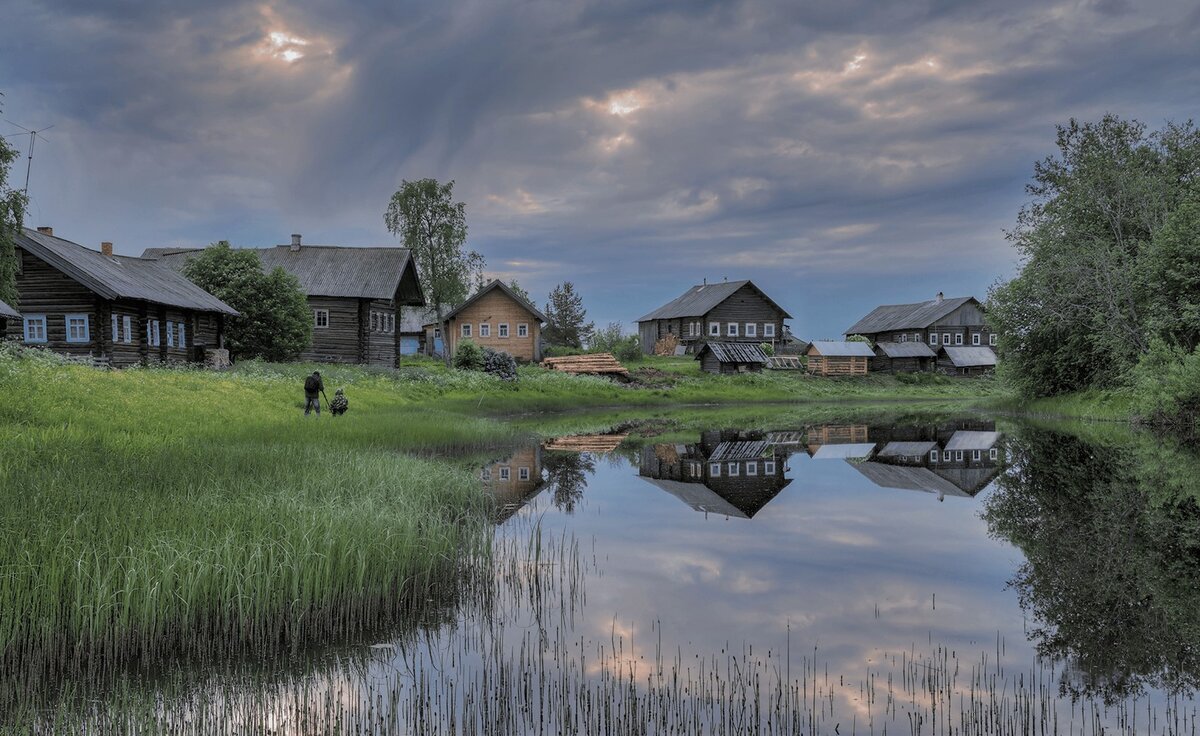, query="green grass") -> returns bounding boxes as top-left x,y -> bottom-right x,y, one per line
988,387 -> 1138,423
